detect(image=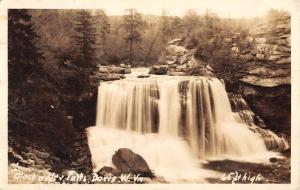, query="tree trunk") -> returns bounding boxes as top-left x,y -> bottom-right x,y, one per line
145,30 -> 160,66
